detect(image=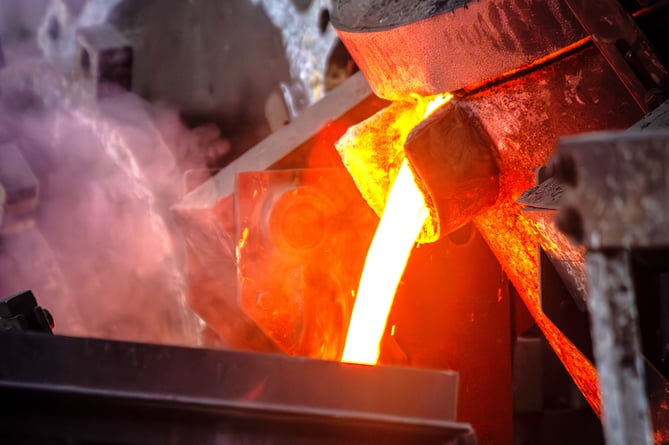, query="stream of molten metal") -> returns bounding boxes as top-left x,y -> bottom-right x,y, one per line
341,158 -> 429,364
337,93 -> 603,420
341,94 -> 451,365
